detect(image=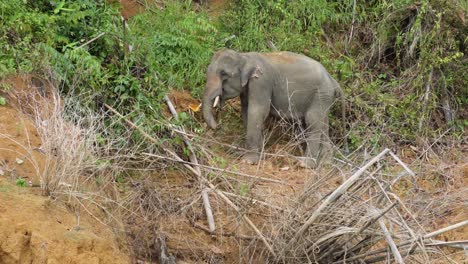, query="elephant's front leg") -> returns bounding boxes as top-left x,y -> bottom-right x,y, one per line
240,91 -> 248,127
242,103 -> 270,165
